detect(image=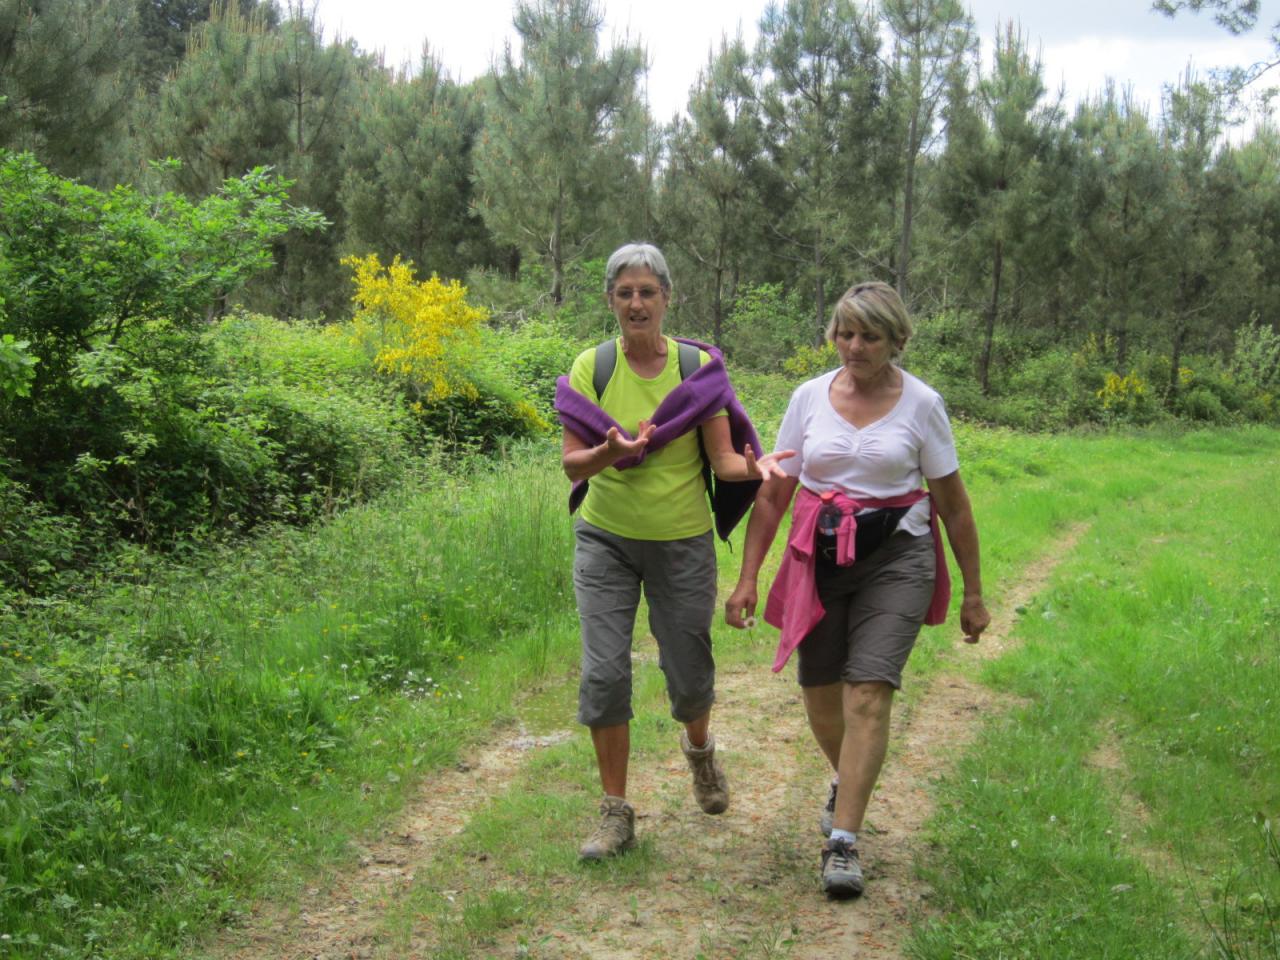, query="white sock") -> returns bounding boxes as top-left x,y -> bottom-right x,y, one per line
830,828 -> 857,846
